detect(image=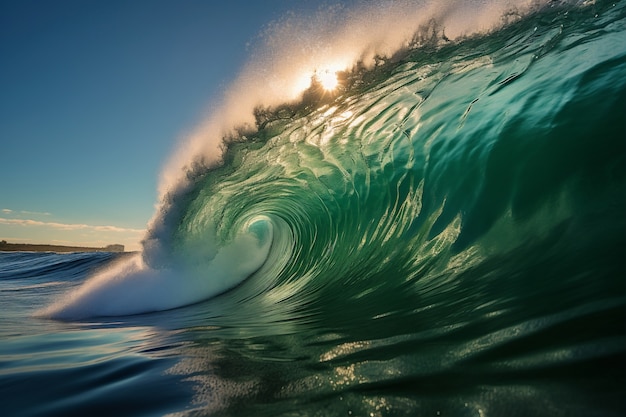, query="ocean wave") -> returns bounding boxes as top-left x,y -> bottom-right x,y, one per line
42,0 -> 625,324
